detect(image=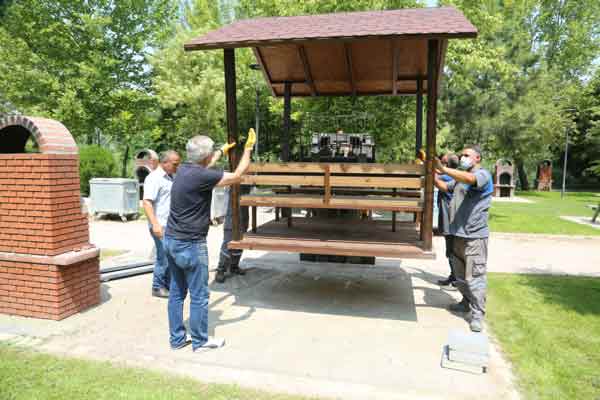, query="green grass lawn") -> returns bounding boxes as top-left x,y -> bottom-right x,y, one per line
0,344 -> 320,400
489,191 -> 600,235
488,273 -> 600,400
